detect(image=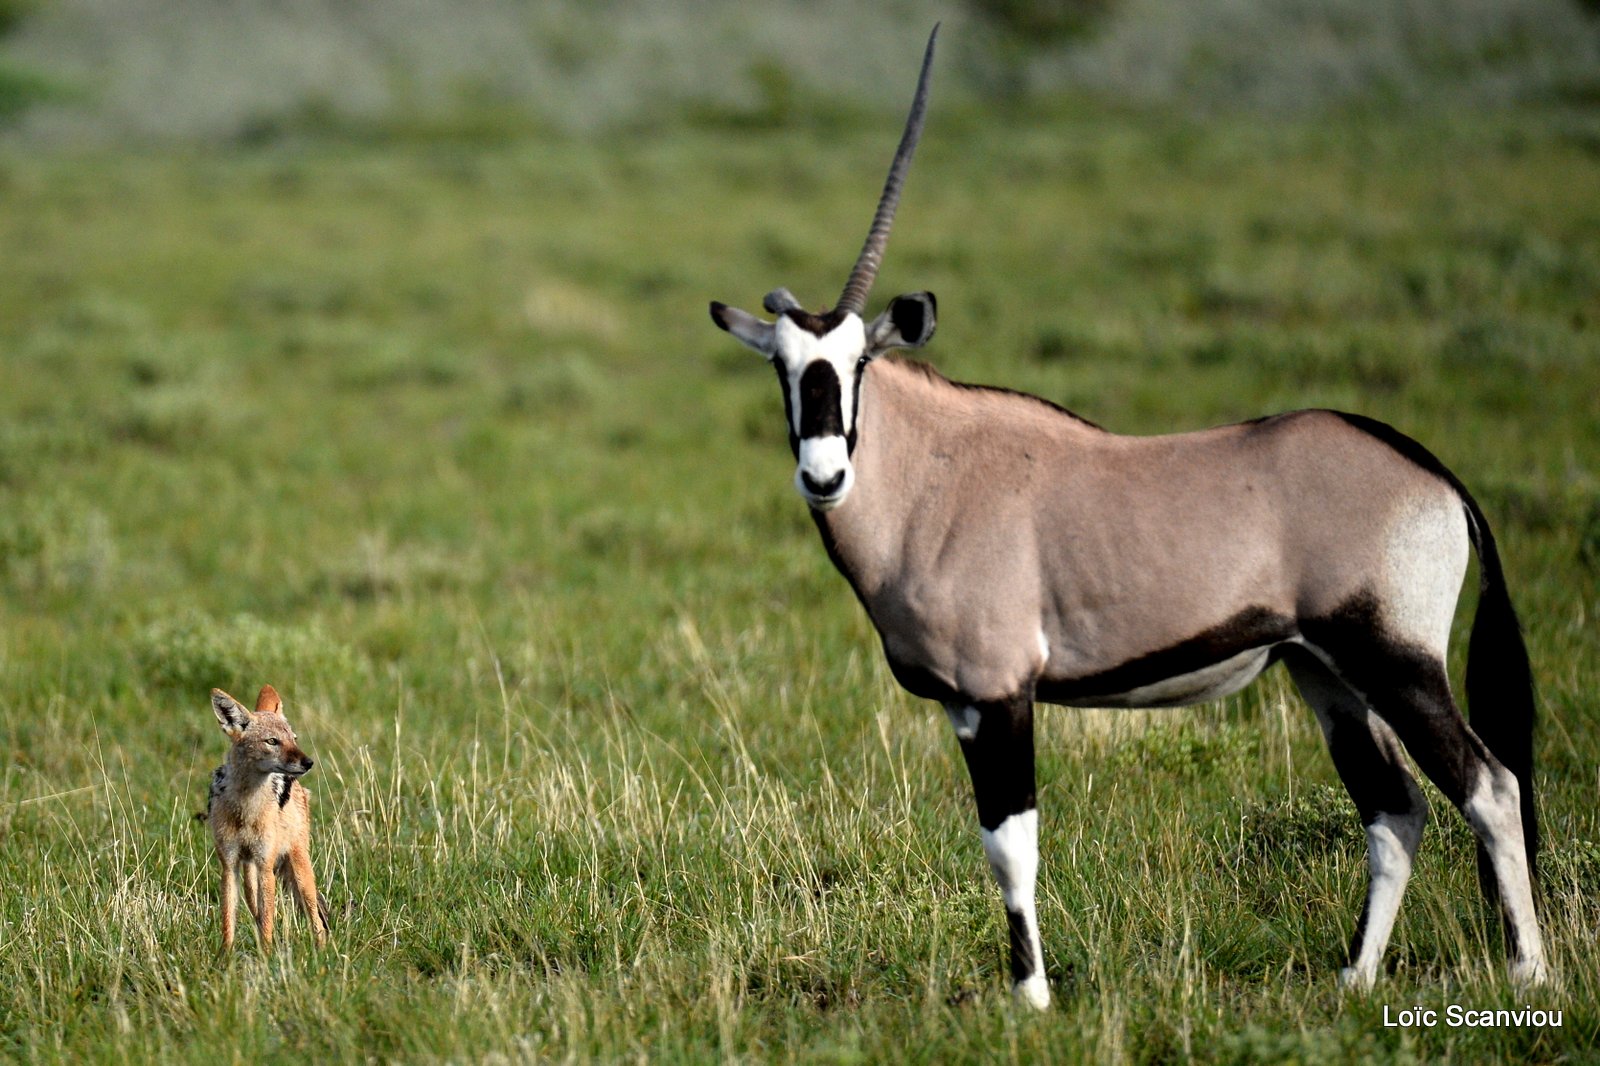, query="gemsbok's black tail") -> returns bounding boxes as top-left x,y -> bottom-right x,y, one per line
1460,493 -> 1539,889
